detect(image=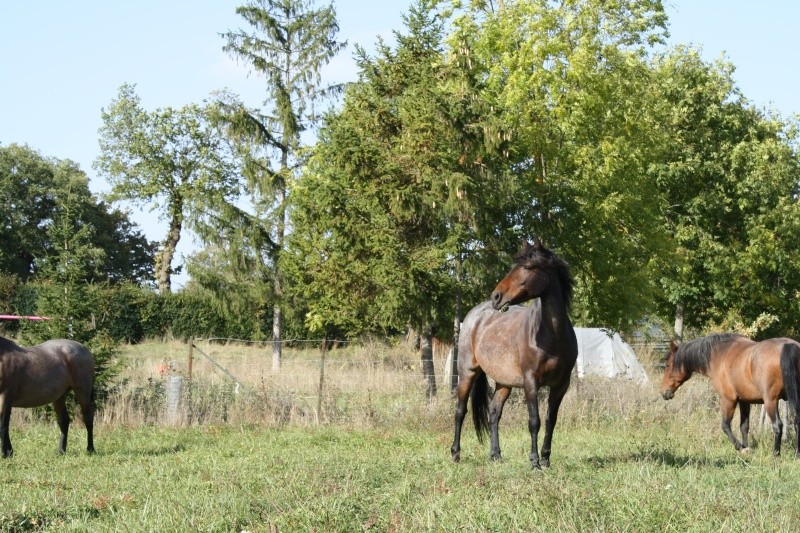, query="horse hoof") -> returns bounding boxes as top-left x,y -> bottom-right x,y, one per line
452,452 -> 460,463
490,454 -> 503,462
739,447 -> 752,455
